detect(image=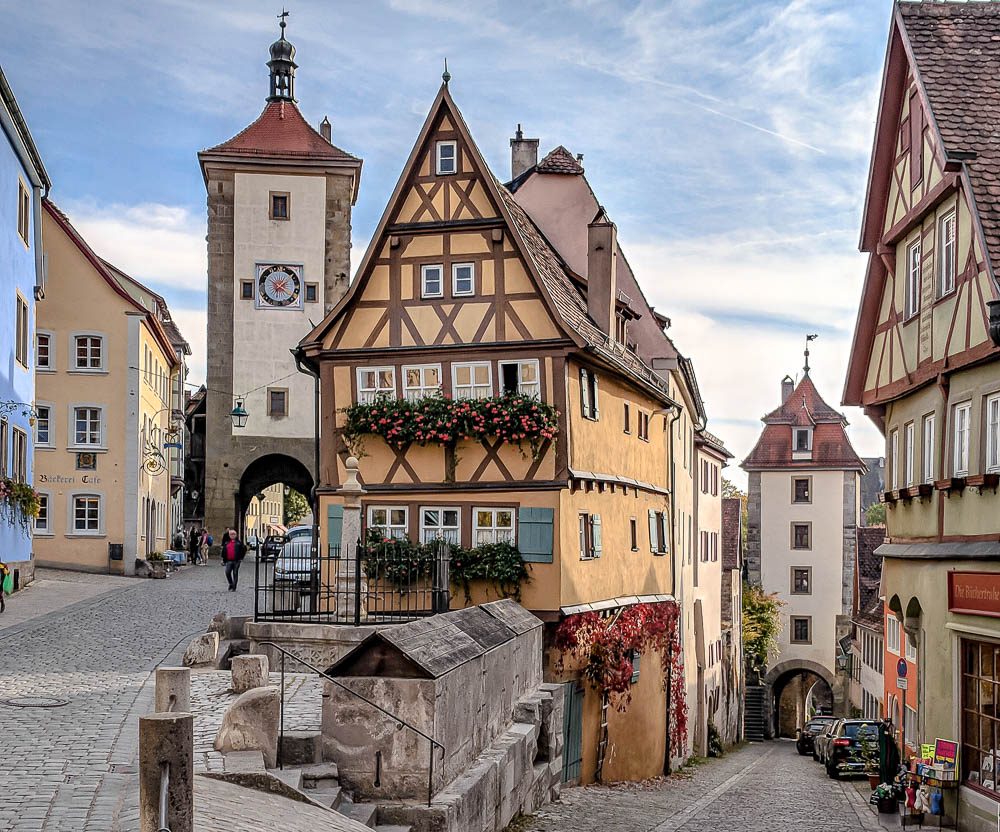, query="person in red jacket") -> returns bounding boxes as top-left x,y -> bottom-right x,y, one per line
221,529 -> 247,592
